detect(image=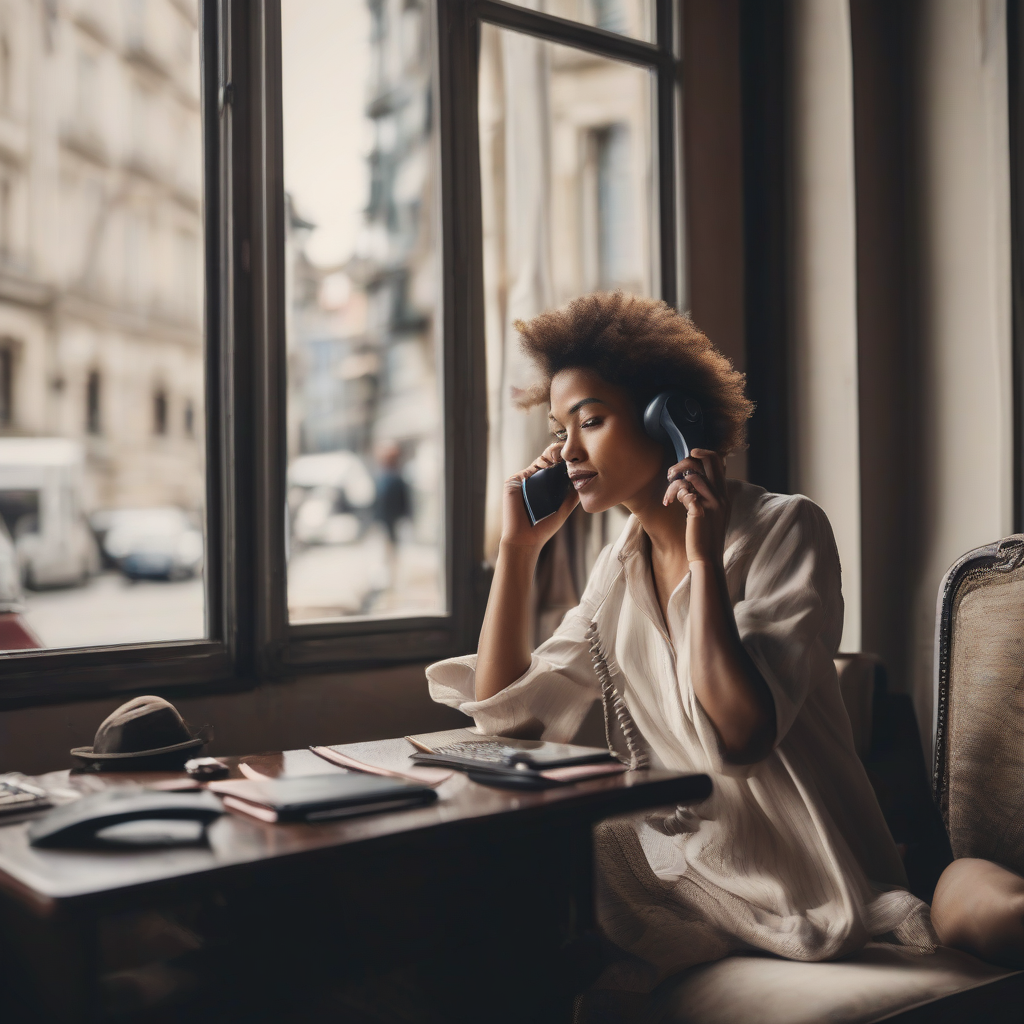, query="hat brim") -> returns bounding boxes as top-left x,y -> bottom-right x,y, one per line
70,737 -> 205,763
